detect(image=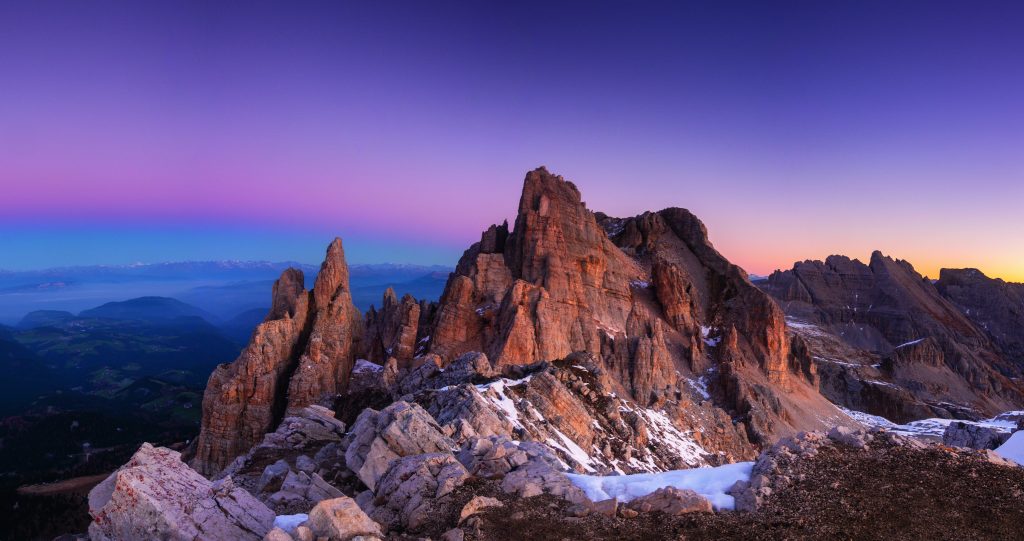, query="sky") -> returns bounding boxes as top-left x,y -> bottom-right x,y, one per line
1,1 -> 1022,281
